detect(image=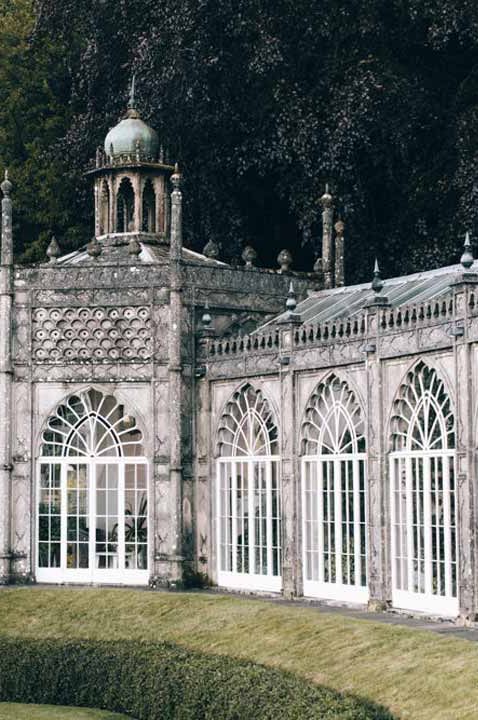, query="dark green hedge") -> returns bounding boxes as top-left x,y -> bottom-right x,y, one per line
0,637 -> 396,719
